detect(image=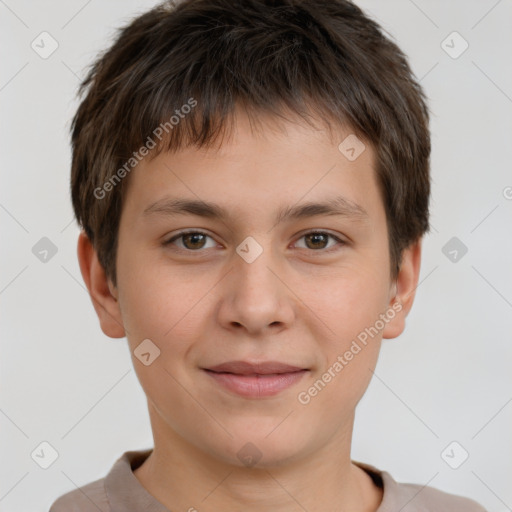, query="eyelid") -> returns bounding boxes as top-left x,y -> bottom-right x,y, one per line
164,229 -> 219,250
292,229 -> 346,253
163,228 -> 347,254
